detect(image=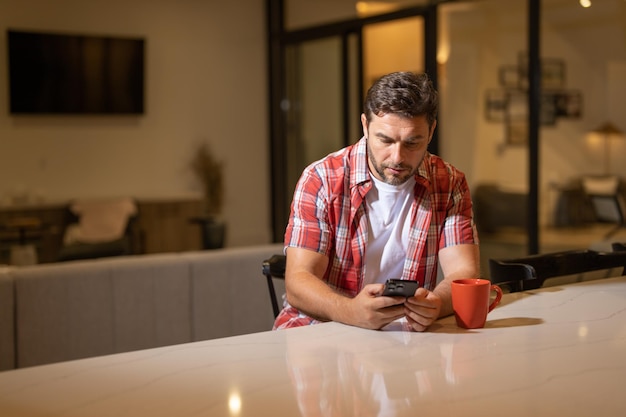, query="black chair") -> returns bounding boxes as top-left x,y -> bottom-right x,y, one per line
57,198 -> 142,262
582,176 -> 626,239
489,249 -> 626,293
262,254 -> 286,318
612,242 -> 626,252
588,194 -> 626,239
